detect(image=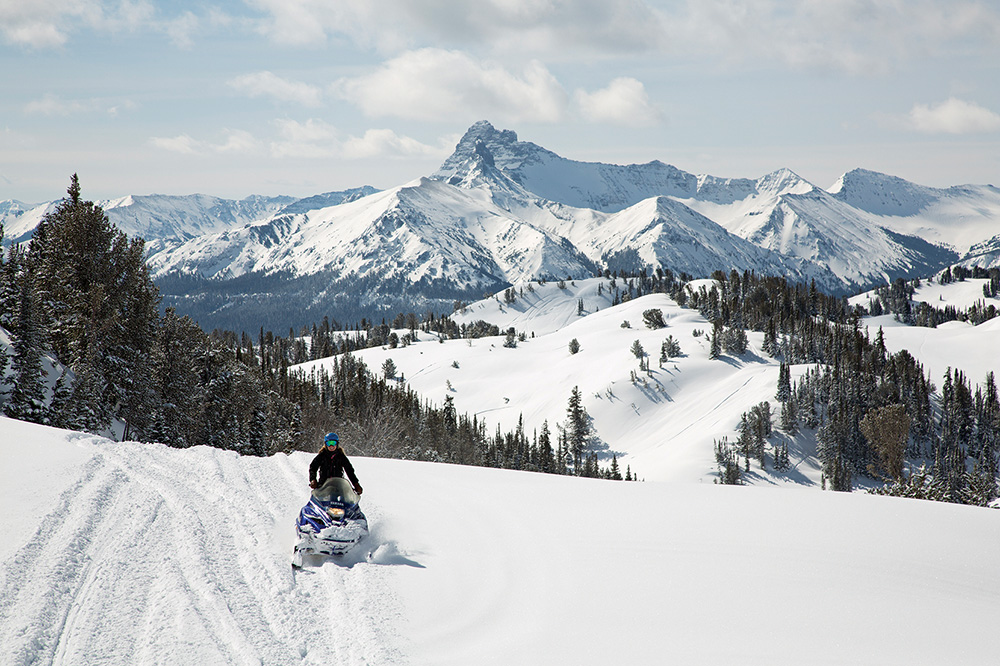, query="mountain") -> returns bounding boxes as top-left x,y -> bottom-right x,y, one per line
434,120 -> 700,212
0,199 -> 57,245
0,187 -> 380,246
151,139 -> 853,330
829,168 -> 1000,259
439,123 -> 959,291
7,121 -> 998,332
